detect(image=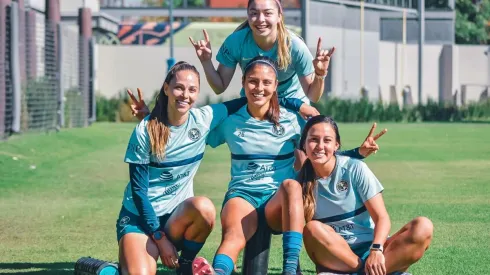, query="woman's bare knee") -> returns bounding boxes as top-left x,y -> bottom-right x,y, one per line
187,196 -> 216,228
408,216 -> 434,244
304,220 -> 335,239
281,179 -> 302,196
